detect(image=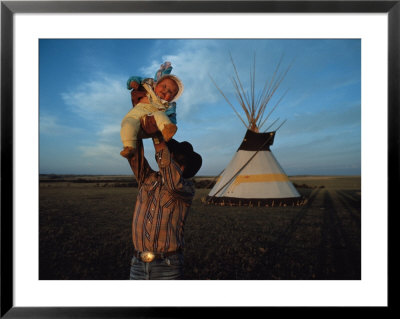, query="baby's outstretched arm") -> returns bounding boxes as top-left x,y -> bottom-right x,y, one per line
130,81 -> 139,90
126,76 -> 144,90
